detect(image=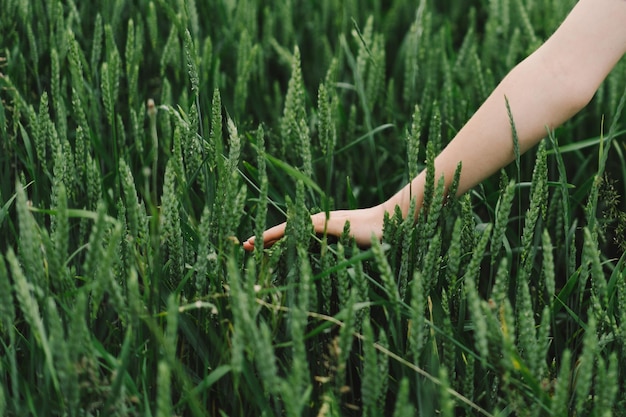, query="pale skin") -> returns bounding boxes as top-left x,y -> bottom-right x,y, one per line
243,0 -> 626,252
